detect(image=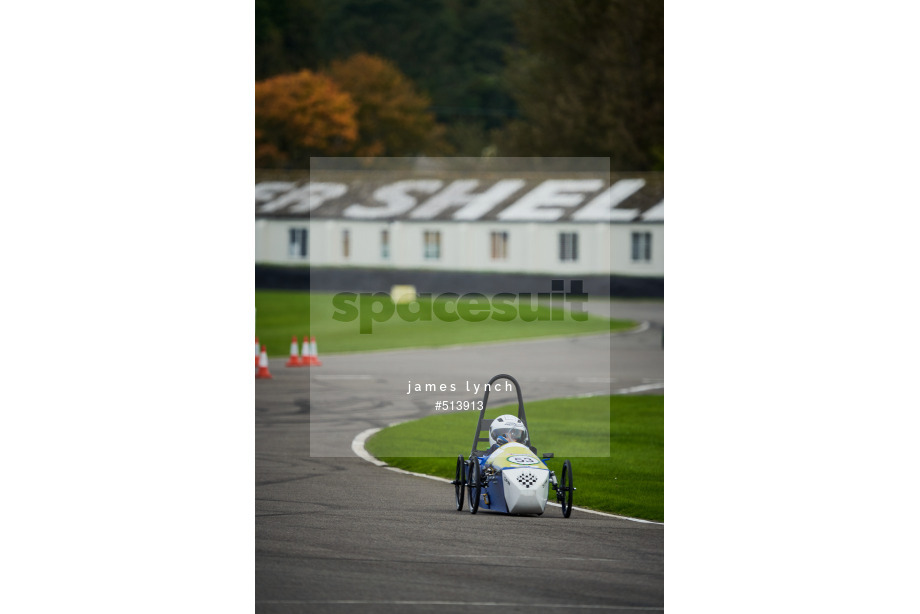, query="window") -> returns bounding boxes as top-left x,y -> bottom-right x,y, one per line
288,228 -> 308,258
559,232 -> 578,262
381,229 -> 390,260
631,231 -> 652,262
342,229 -> 350,259
490,231 -> 508,260
423,230 -> 441,260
